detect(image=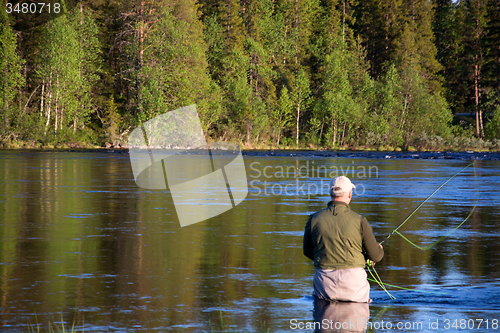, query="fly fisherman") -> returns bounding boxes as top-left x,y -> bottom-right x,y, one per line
303,176 -> 384,303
